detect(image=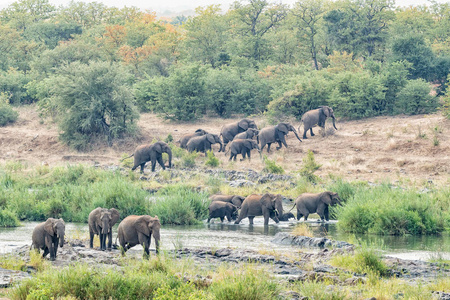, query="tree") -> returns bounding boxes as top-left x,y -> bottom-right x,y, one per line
39,61 -> 138,150
0,0 -> 56,30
